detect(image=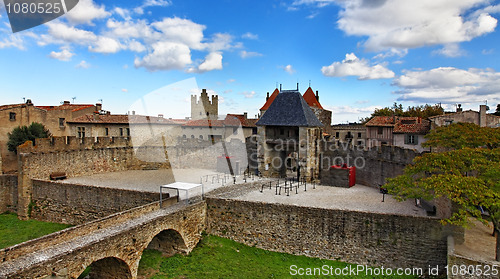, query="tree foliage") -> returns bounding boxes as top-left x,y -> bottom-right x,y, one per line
384,123 -> 500,260
7,123 -> 51,153
361,102 -> 444,124
495,104 -> 500,116
423,122 -> 500,150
